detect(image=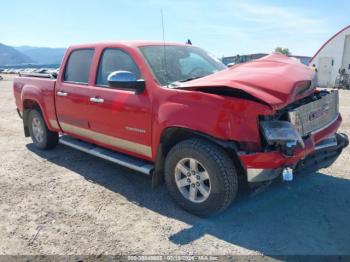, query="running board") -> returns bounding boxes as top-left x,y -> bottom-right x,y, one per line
59,135 -> 154,175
